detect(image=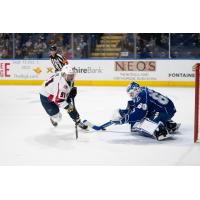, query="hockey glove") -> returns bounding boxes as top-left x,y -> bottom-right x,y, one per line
64,103 -> 80,122
64,103 -> 74,113
119,109 -> 129,117
69,87 -> 77,99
